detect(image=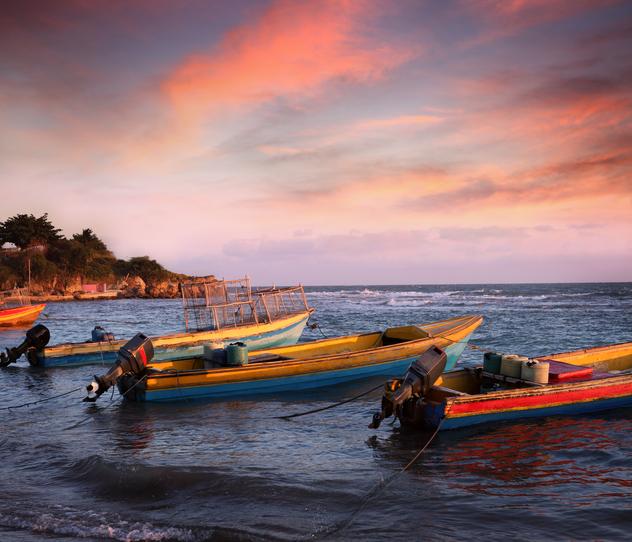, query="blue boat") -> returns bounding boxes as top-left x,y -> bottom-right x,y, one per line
11,279 -> 314,368
87,315 -> 483,402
